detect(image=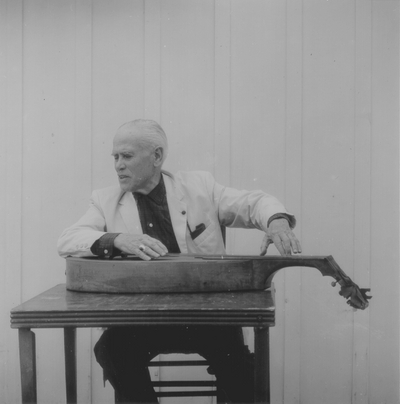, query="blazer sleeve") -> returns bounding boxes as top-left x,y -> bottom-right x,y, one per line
208,174 -> 296,232
57,190 -> 108,258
